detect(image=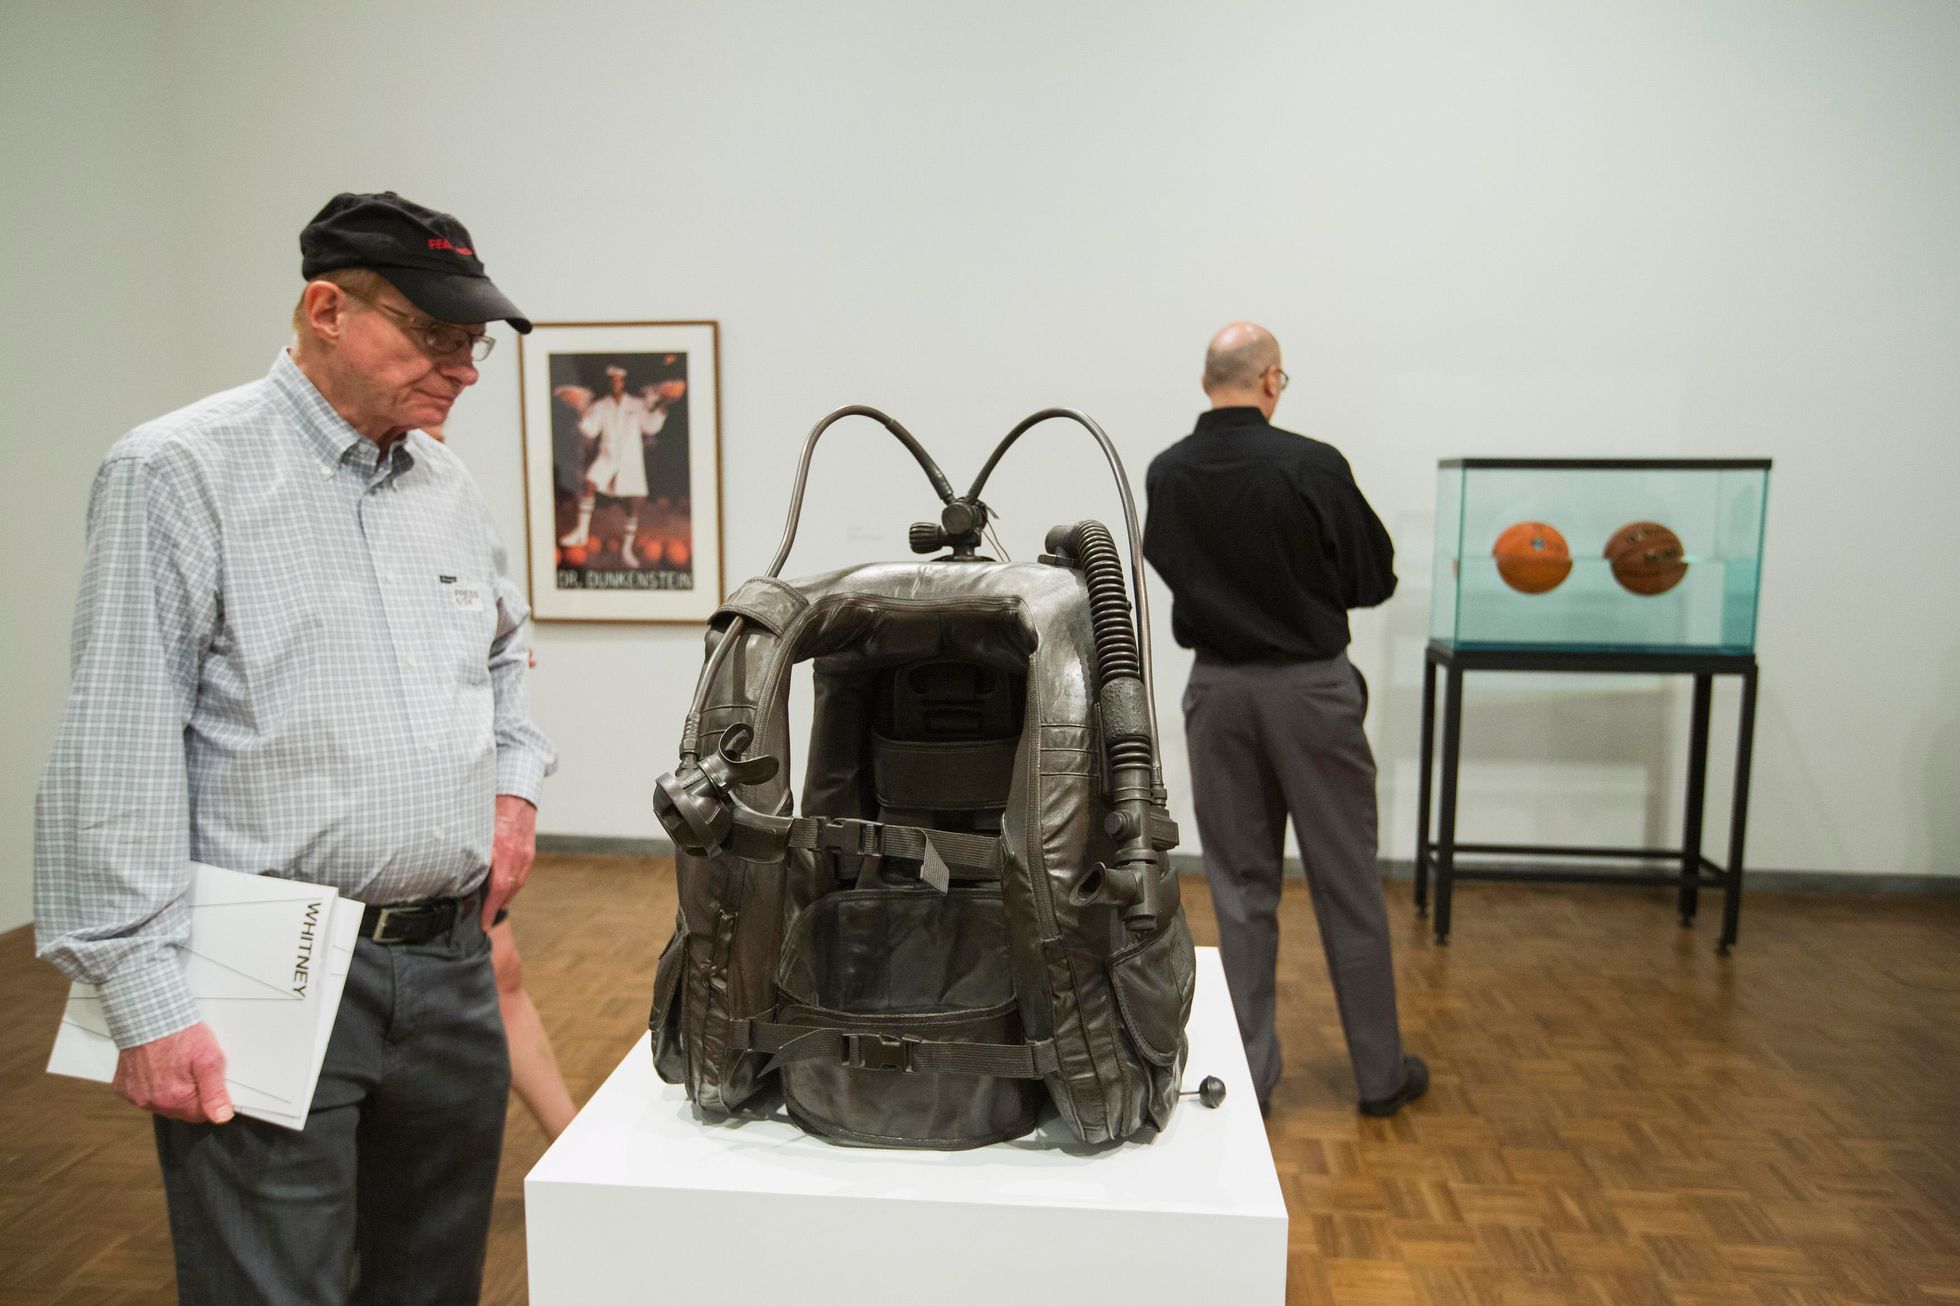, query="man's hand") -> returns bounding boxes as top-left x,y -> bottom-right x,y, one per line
483,794 -> 538,925
114,1022 -> 233,1124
